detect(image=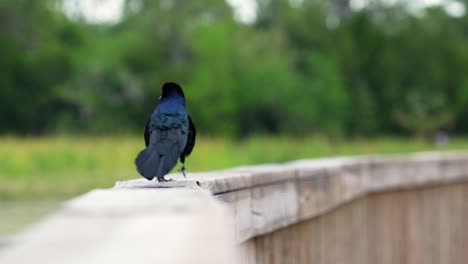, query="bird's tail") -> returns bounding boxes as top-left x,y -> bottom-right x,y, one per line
135,146 -> 160,180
